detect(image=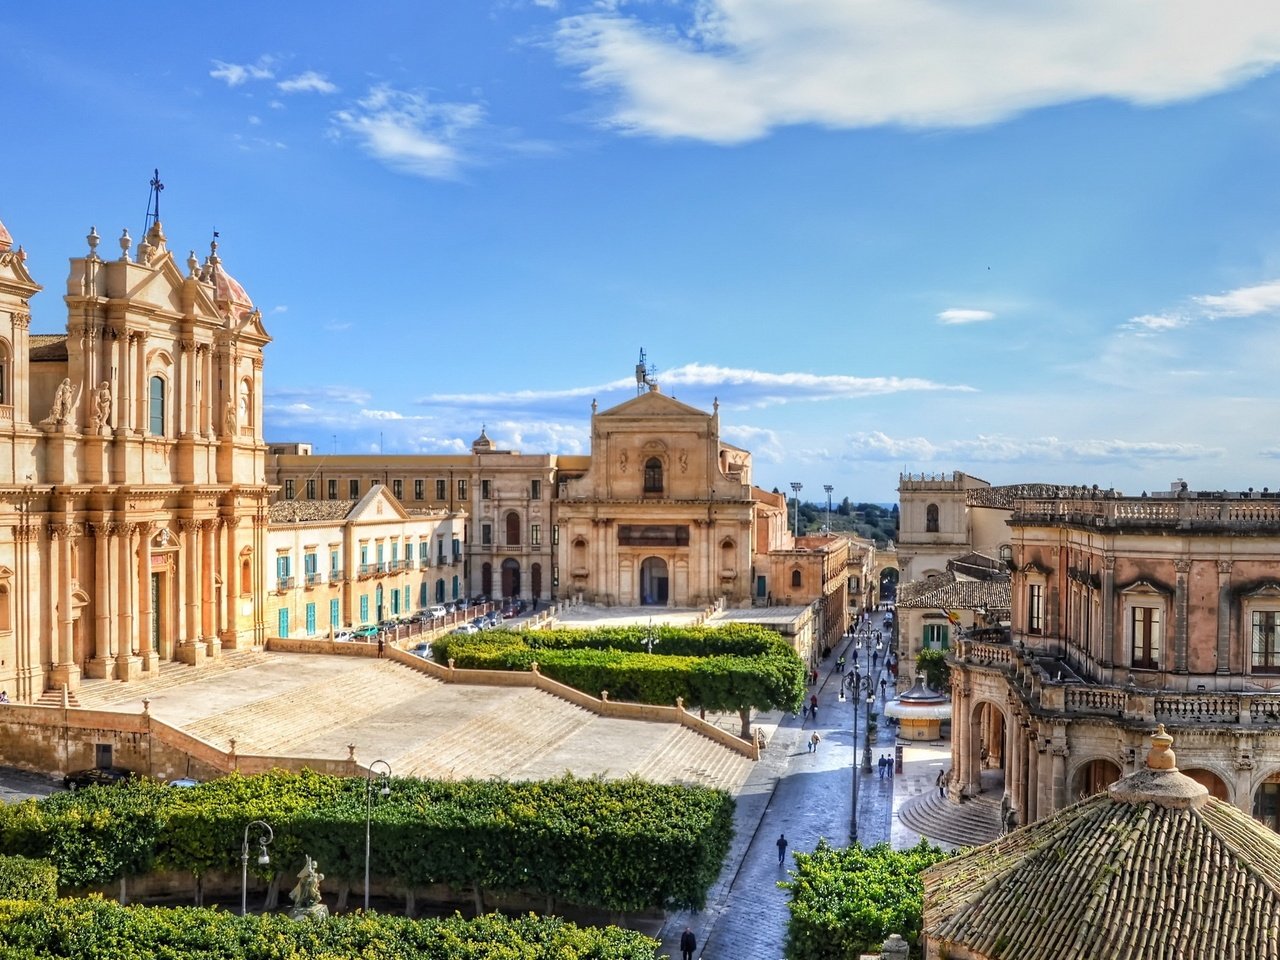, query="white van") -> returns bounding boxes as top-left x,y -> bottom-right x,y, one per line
429,605 -> 447,620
